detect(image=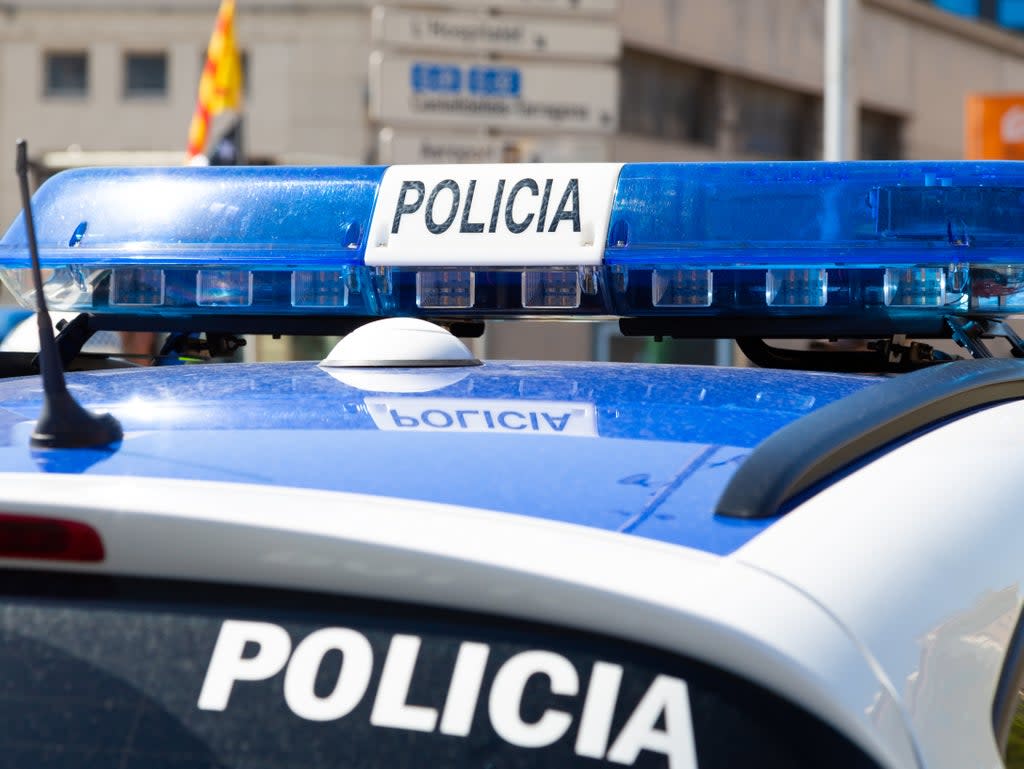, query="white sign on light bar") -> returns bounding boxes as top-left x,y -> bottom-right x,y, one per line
371,8 -> 621,60
365,164 -> 623,267
368,53 -> 619,134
